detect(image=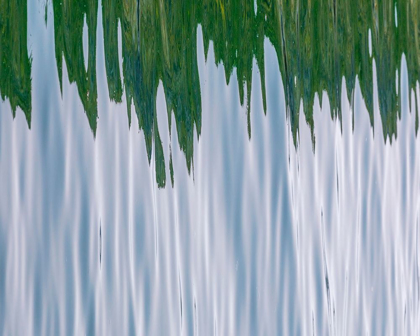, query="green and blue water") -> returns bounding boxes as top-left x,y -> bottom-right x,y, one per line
0,0 -> 419,334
